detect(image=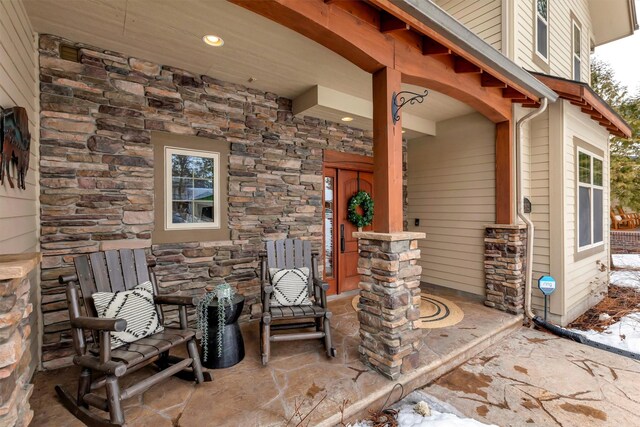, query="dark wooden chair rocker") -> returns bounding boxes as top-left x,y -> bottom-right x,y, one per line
56,249 -> 211,426
260,239 -> 337,365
